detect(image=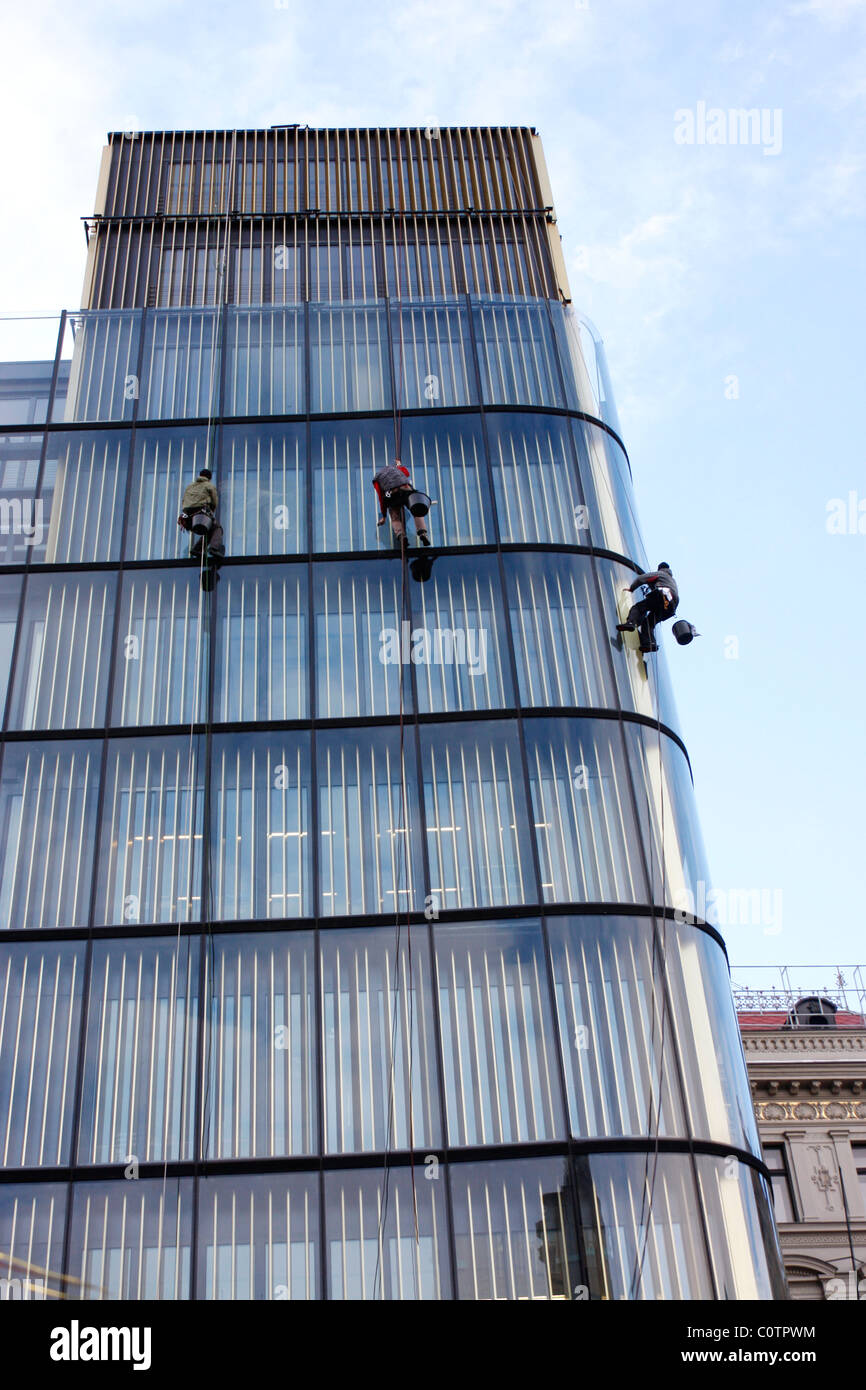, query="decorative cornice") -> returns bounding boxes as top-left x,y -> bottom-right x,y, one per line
755,1099 -> 866,1122
742,1032 -> 866,1055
